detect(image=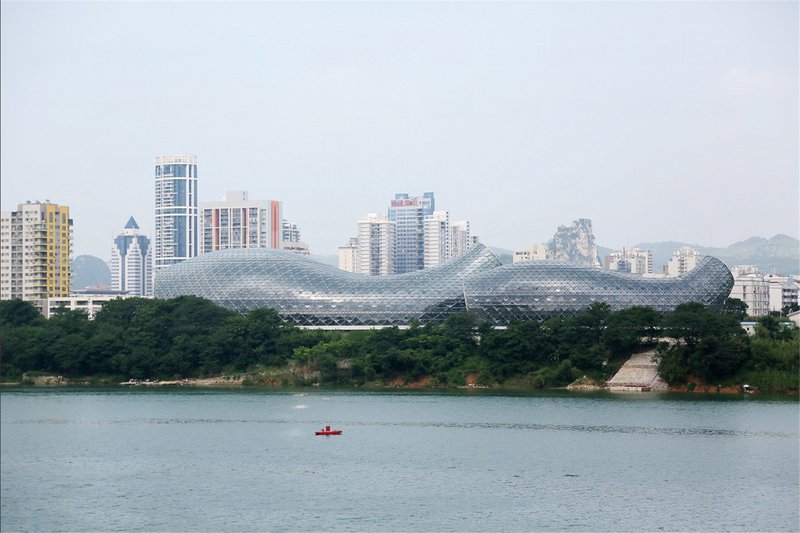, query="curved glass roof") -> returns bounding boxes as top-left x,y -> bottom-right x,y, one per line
464,256 -> 734,325
155,244 -> 733,327
155,244 -> 502,326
